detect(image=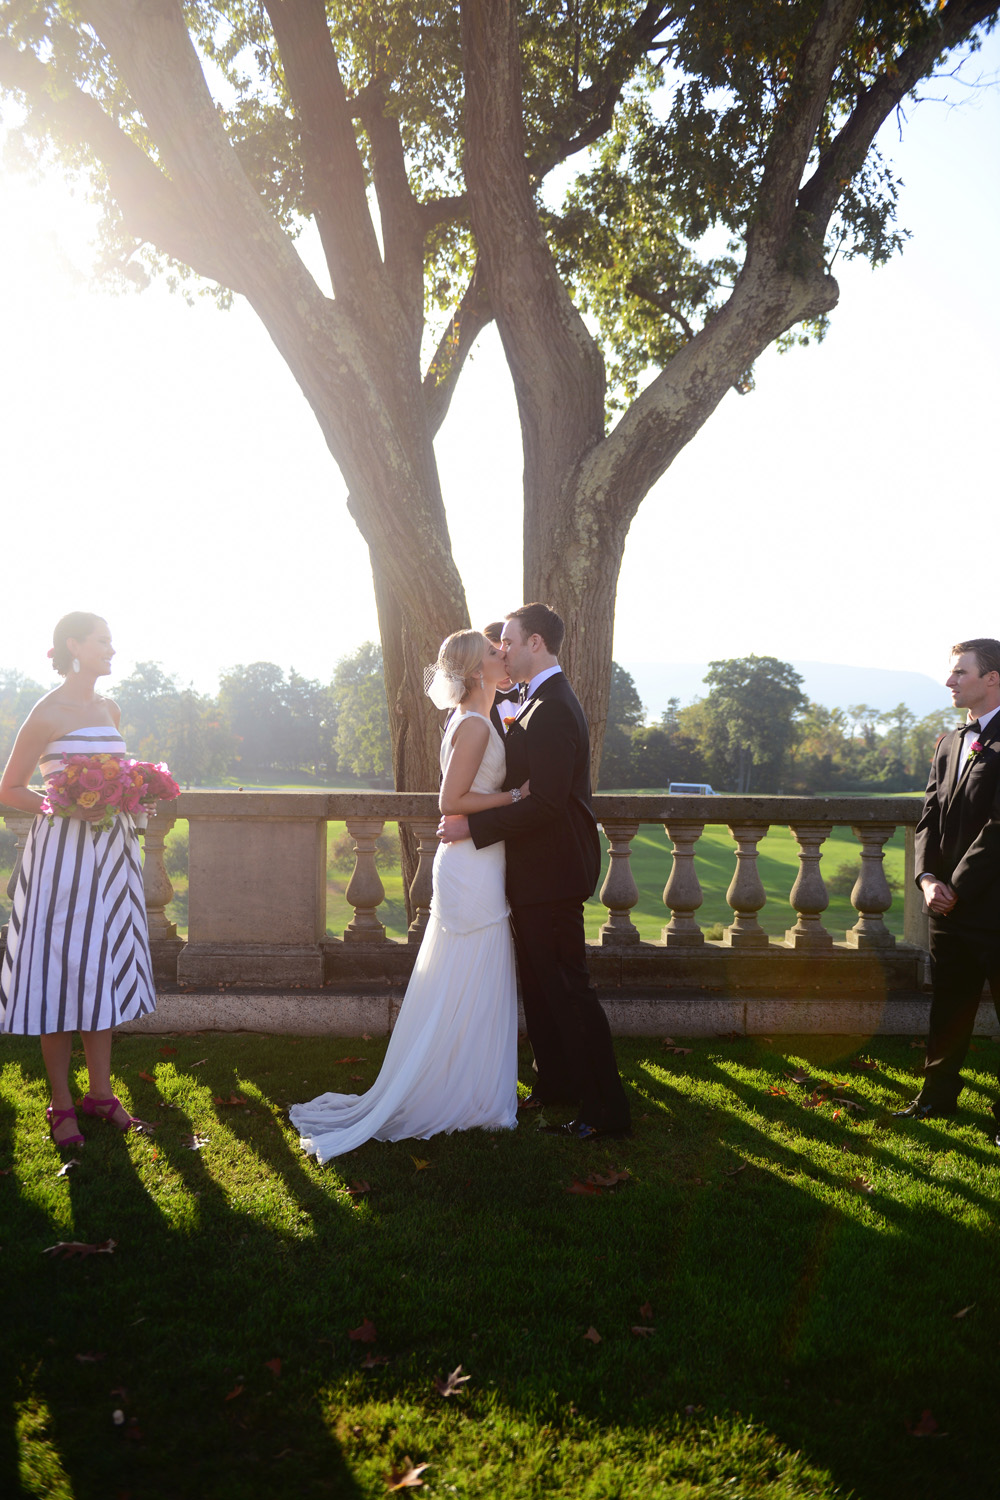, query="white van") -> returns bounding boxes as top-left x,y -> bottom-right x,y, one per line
668,782 -> 715,795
